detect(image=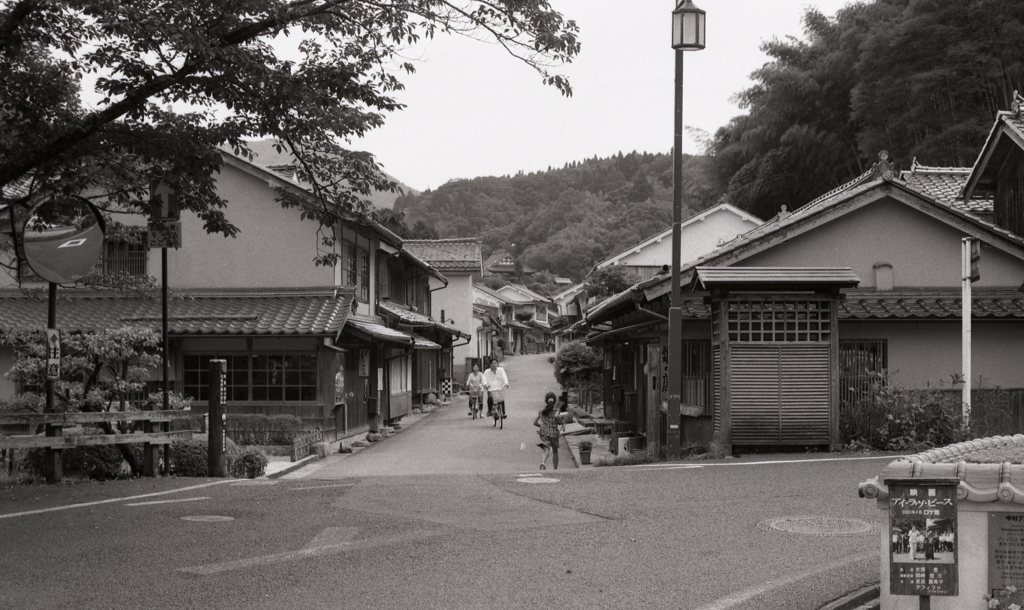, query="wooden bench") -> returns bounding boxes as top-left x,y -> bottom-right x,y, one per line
0,410 -> 193,481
